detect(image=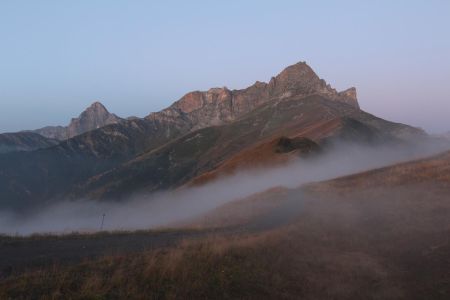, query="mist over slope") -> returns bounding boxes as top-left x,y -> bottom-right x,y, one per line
1,140 -> 446,235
